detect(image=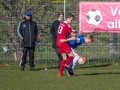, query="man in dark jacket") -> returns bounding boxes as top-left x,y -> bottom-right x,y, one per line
50,12 -> 64,69
18,10 -> 38,70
